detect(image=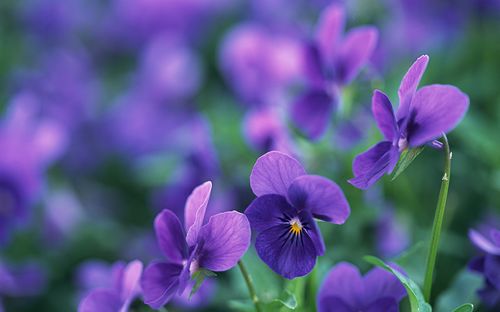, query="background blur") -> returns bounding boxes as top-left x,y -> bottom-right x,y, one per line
1,0 -> 499,311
